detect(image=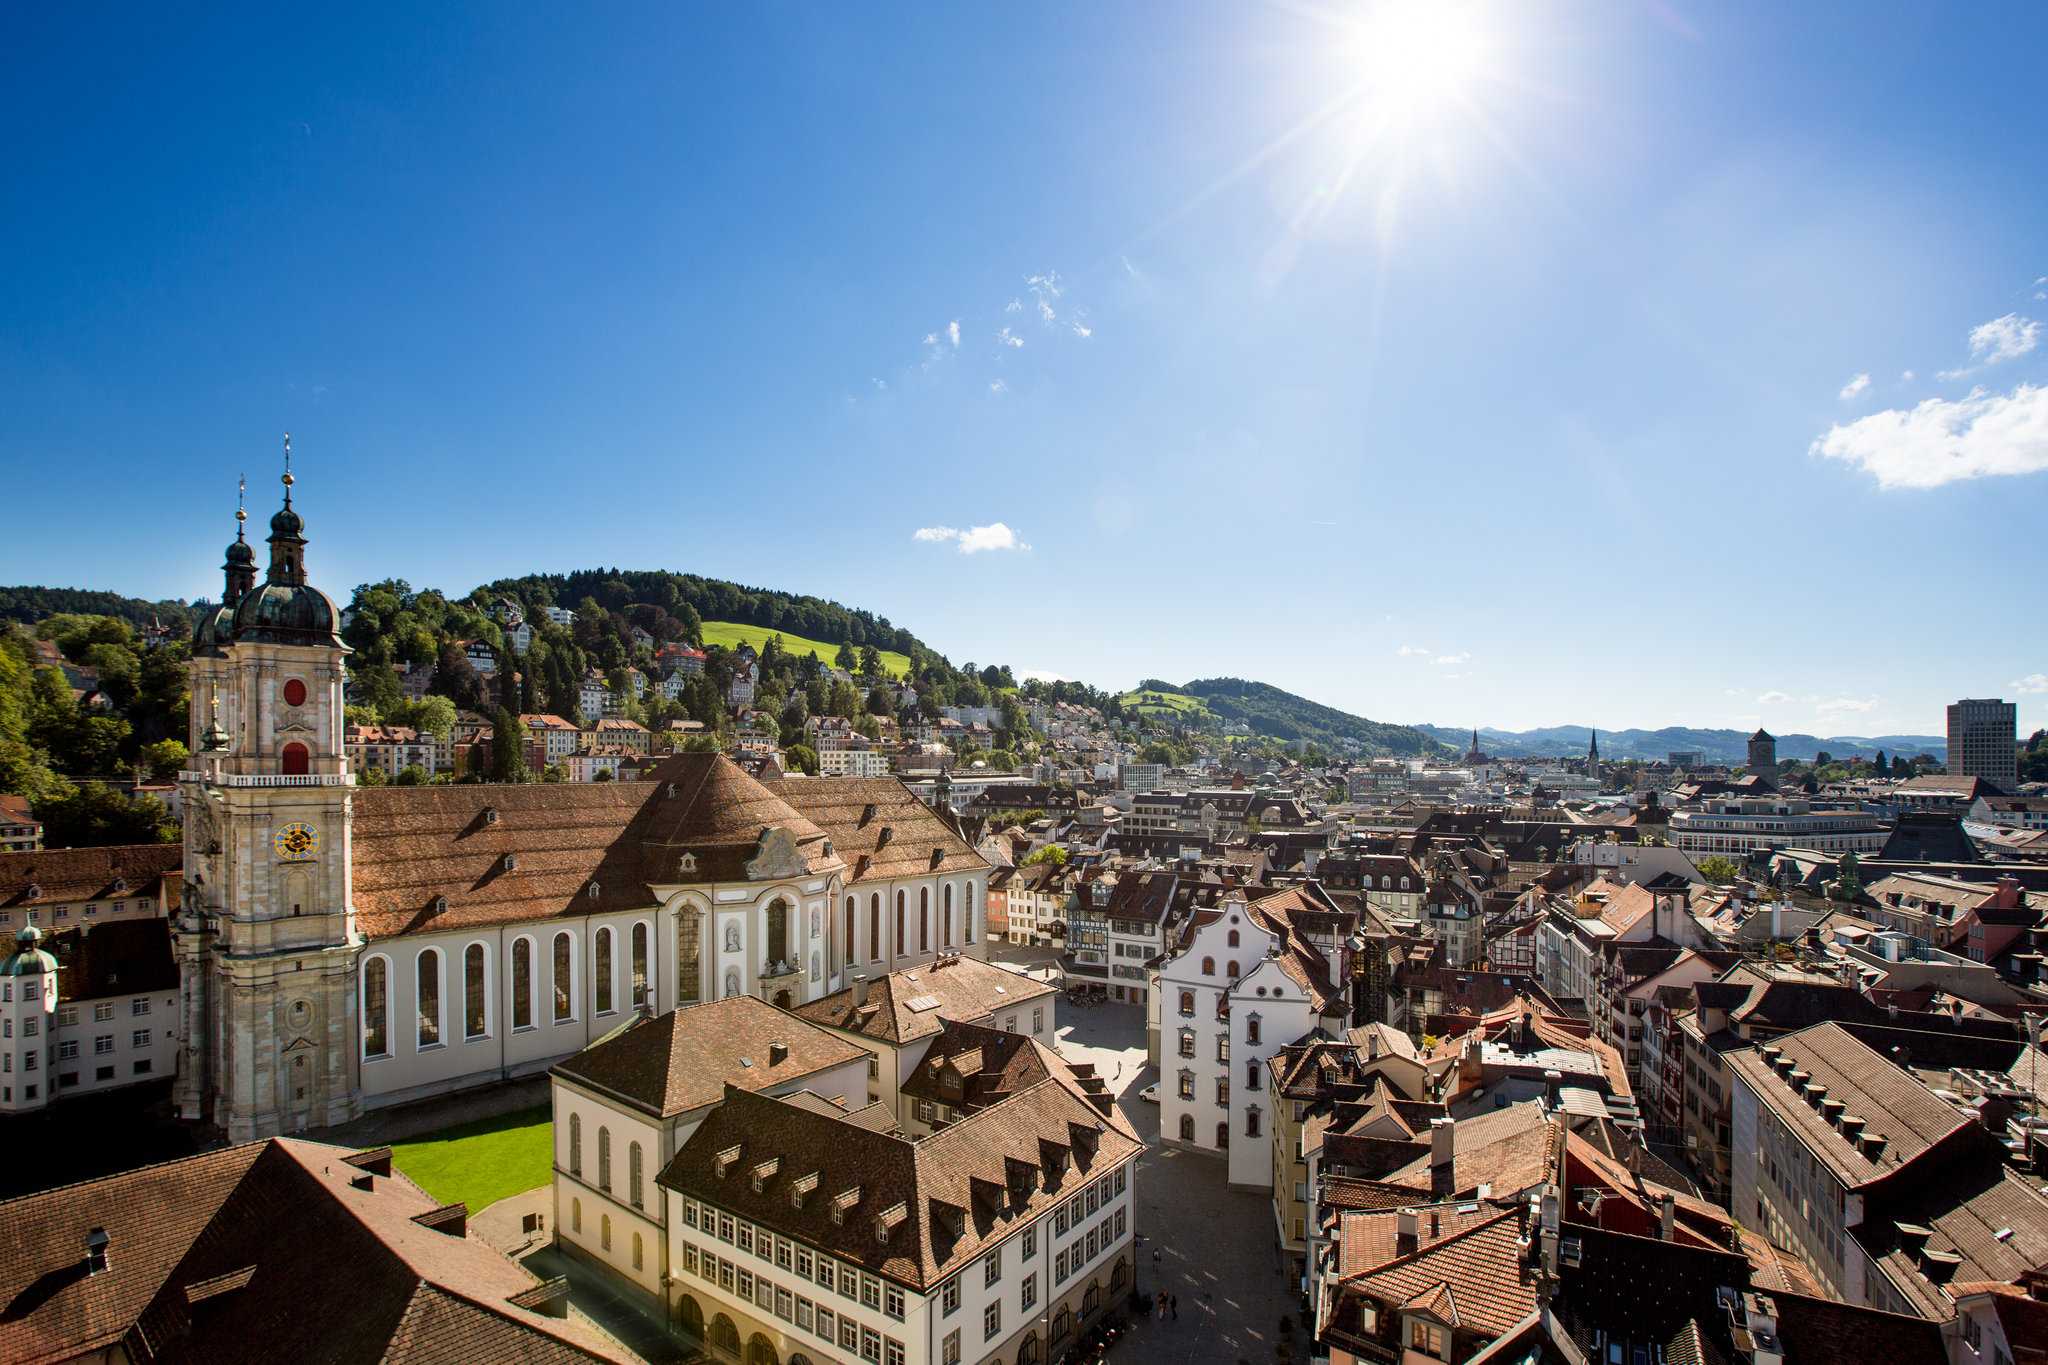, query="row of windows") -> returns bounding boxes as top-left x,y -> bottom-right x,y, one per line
682,1198 -> 905,1320
1054,1208 -> 1126,1288
685,1243 -> 907,1364
0,898 -> 154,929
362,923 -> 652,1058
839,881 -> 980,970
